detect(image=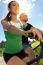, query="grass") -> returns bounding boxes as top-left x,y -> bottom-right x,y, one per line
39,59 -> 43,65
31,40 -> 43,65
0,48 -> 4,56
34,46 -> 43,65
